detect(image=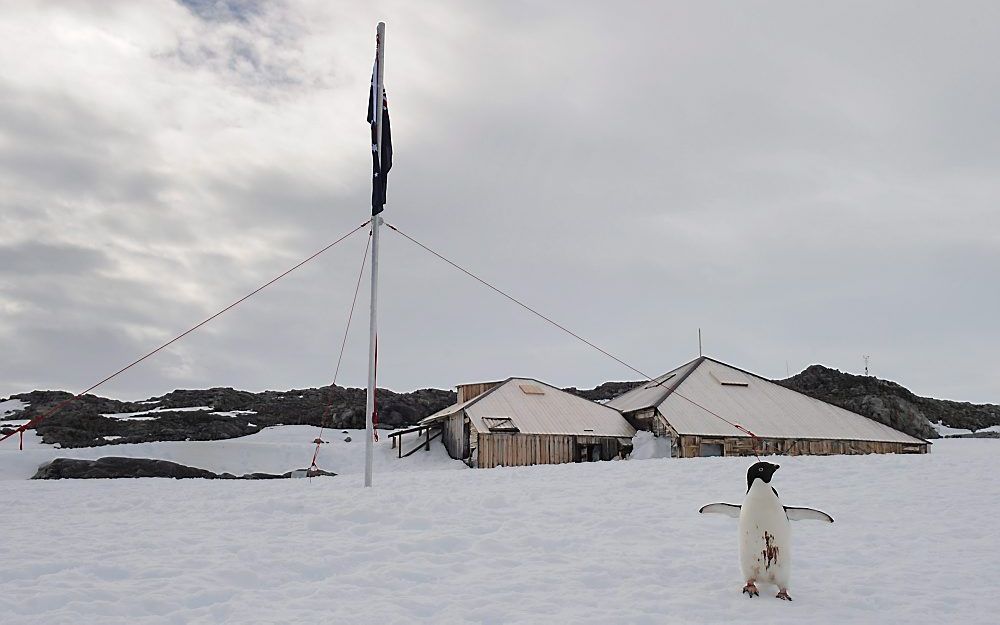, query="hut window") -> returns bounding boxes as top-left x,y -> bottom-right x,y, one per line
519,384 -> 544,395
482,417 -> 519,432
